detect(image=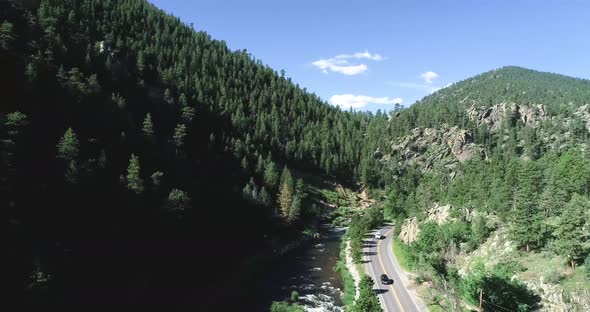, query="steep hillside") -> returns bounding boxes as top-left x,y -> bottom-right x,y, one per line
384,66 -> 590,170
384,67 -> 590,311
390,66 -> 590,135
0,0 -> 390,310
